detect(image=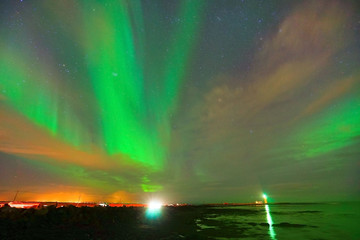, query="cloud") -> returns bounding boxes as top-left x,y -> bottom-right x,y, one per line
170,0 -> 357,196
